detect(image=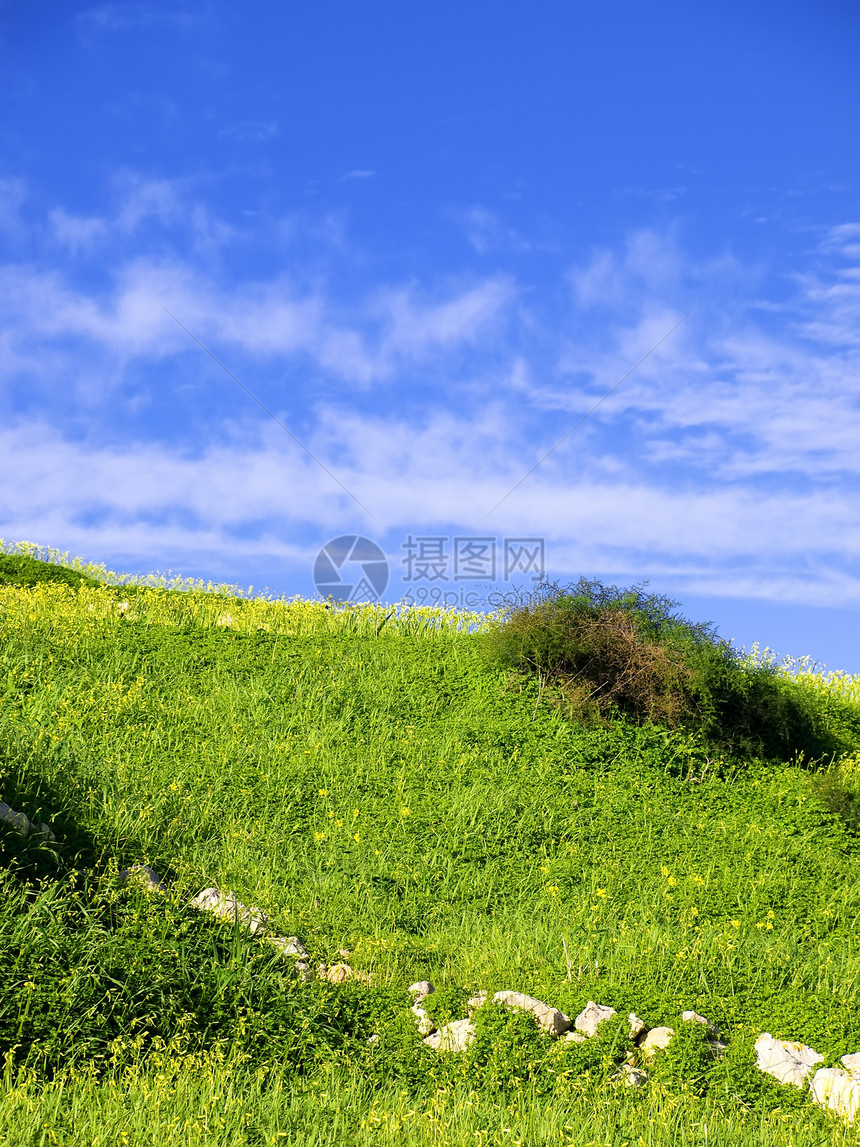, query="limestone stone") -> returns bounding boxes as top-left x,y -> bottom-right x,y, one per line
842,1053 -> 860,1079
628,1013 -> 647,1040
407,981 -> 435,1033
811,1067 -> 860,1123
639,1027 -> 675,1057
611,1064 -> 648,1087
0,801 -> 31,834
268,936 -> 309,959
423,1018 -> 475,1052
118,865 -> 168,894
754,1033 -> 823,1088
0,800 -> 55,841
321,962 -> 355,983
682,1010 -> 719,1036
563,1031 -> 588,1043
493,991 -> 572,1036
467,991 -> 488,1012
411,1003 -> 435,1035
189,887 -> 267,934
575,1001 -> 616,1038
408,981 -> 435,1003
